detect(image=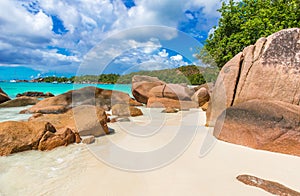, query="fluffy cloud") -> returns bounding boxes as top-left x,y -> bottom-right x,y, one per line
158,49 -> 169,58
0,0 -> 221,75
170,54 -> 183,61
